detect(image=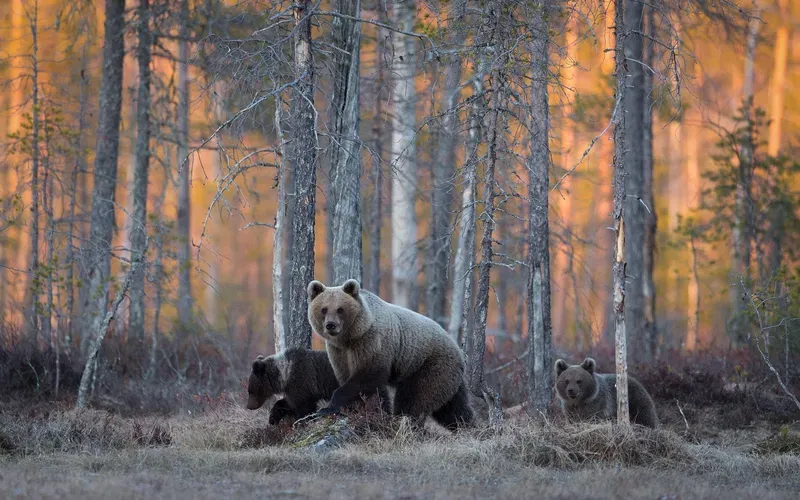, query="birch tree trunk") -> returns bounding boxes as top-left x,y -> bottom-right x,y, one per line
641,4 -> 657,360
613,0 -> 630,426
129,0 -> 153,340
622,0 -> 645,360
330,0 -> 363,286
390,0 -> 418,310
273,96 -> 287,353
426,0 -> 466,326
176,0 -> 193,328
79,0 -> 126,353
368,16 -> 388,295
528,0 -> 553,413
287,0 -> 316,349
767,0 -> 790,156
